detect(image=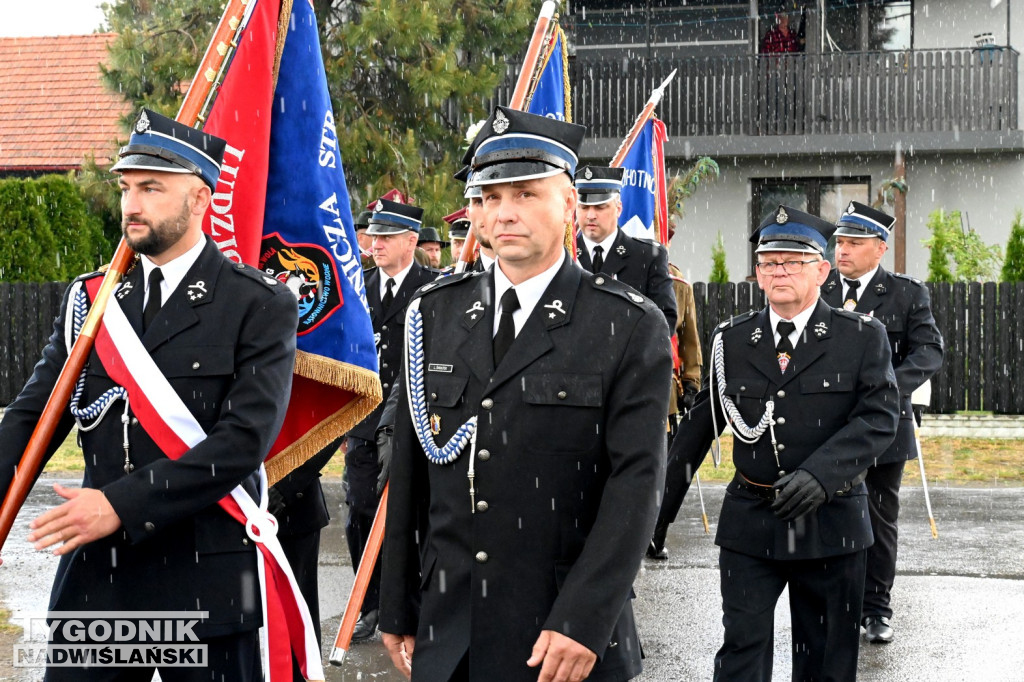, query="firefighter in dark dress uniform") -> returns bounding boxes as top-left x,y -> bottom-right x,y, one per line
670,205 -> 899,681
